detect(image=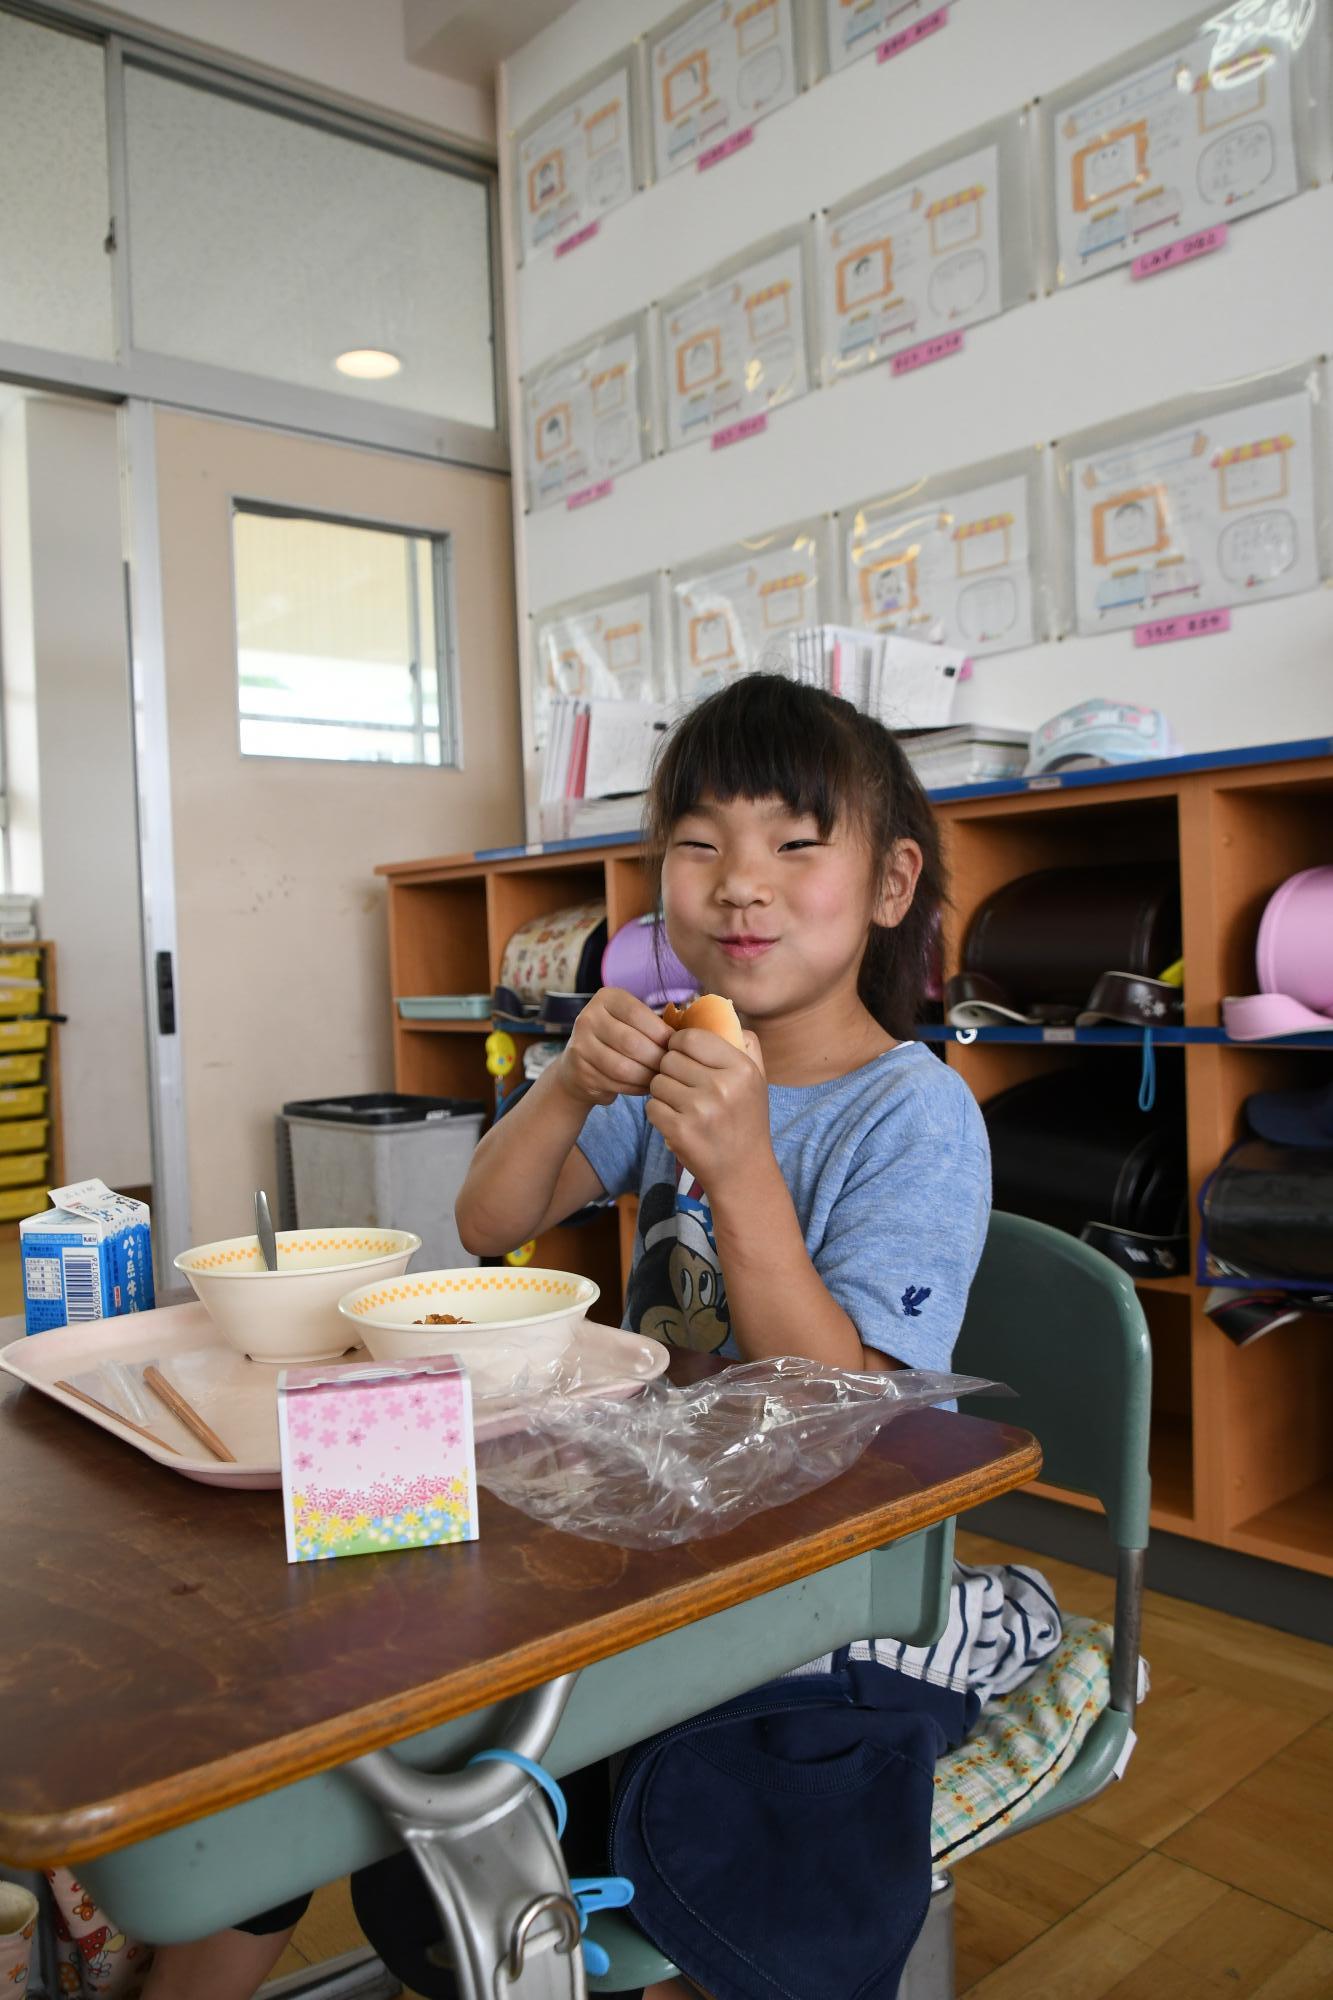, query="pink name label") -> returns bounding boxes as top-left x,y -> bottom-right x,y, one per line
698,126 -> 754,172
1134,607 -> 1231,647
1131,224 -> 1228,280
892,330 -> 964,375
566,479 -> 613,511
711,412 -> 768,450
554,220 -> 599,259
878,7 -> 948,61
